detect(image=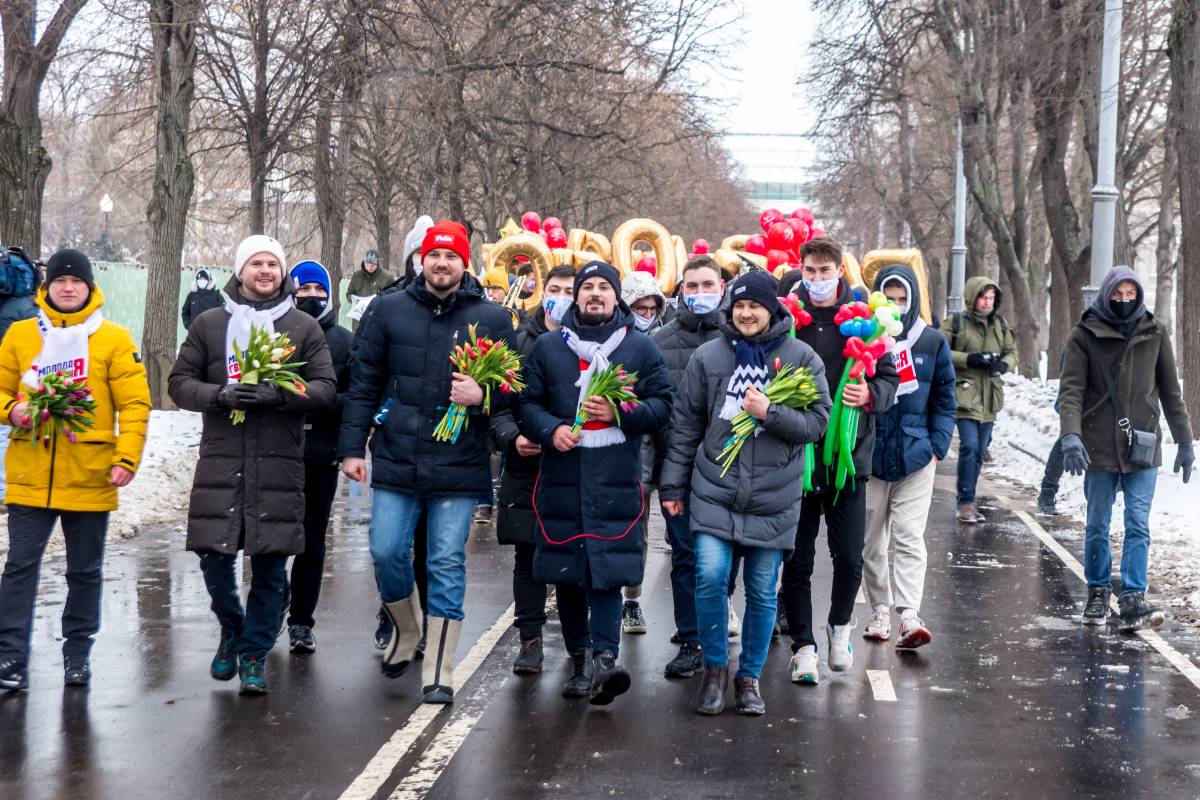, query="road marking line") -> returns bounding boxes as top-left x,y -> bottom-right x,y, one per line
866,670 -> 897,702
855,587 -> 866,605
338,603 -> 516,800
1009,506 -> 1200,693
